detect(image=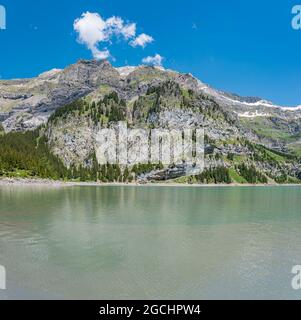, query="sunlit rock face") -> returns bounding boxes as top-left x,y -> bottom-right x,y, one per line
1,59 -> 301,133
1,59 -> 301,181
0,60 -> 120,132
